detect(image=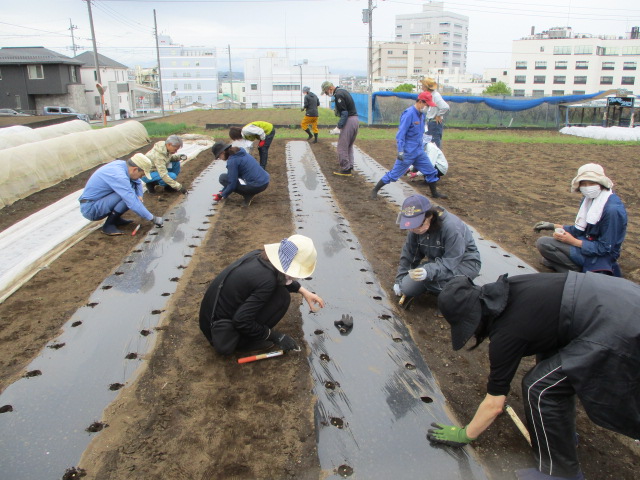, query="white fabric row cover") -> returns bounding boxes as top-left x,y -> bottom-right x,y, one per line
0,120 -> 150,209
0,120 -> 91,151
560,125 -> 640,141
